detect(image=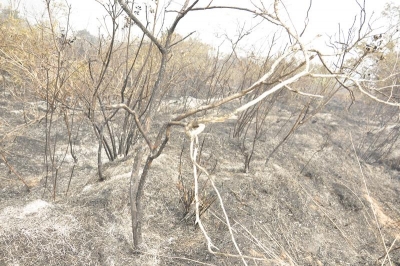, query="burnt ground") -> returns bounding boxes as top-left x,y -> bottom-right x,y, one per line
0,89 -> 399,265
